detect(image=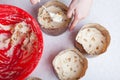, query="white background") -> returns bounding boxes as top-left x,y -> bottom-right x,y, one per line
0,0 -> 120,80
